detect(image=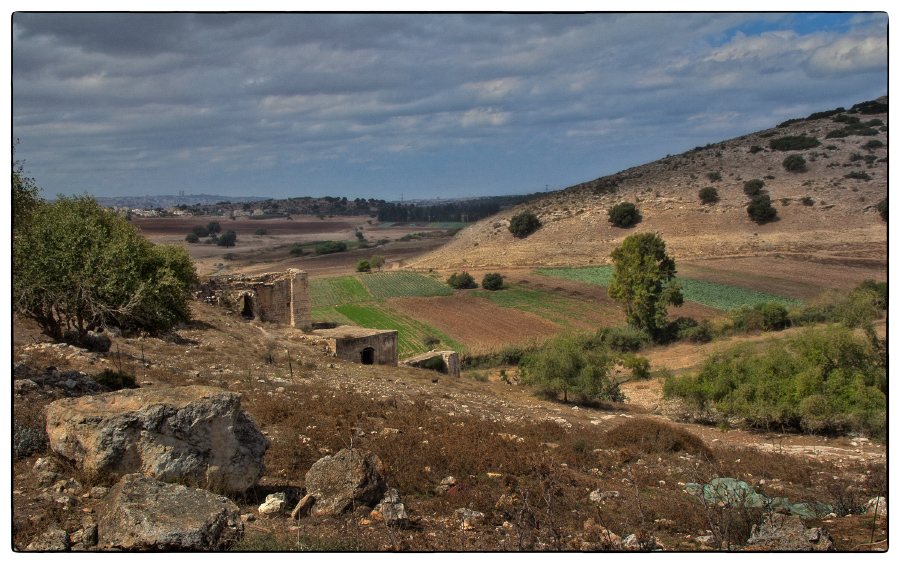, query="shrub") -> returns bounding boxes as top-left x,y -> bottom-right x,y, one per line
508,211 -> 541,238
315,241 -> 348,255
743,179 -> 765,196
607,202 -> 640,227
446,271 -> 475,289
698,187 -> 719,204
706,171 -> 722,182
747,194 -> 777,223
185,233 -> 200,243
757,302 -> 788,331
749,145 -> 764,154
93,368 -> 138,391
877,198 -> 887,221
844,171 -> 872,181
422,334 -> 441,349
422,355 -> 446,373
782,154 -> 807,172
863,140 -> 884,151
217,230 -> 237,247
289,245 -> 305,256
520,335 -> 620,403
801,196 -> 815,206
603,419 -> 712,458
254,228 -> 268,236
769,135 -> 820,151
481,272 -> 504,291
192,225 -> 210,237
600,326 -> 651,352
207,221 -> 221,234
621,353 -> 651,380
356,259 -> 371,273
